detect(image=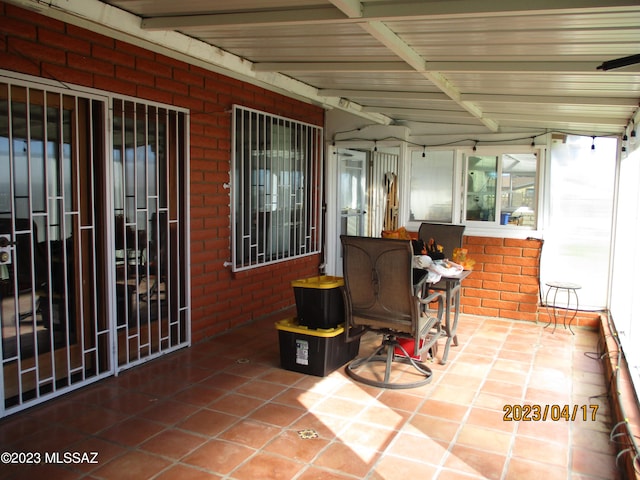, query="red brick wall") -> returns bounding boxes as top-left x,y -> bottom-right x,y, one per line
461,236 -> 599,329
0,2 -> 324,343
